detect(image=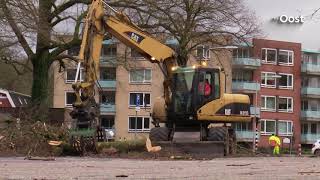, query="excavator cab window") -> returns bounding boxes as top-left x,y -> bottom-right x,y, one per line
172,70 -> 195,115
194,69 -> 220,109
